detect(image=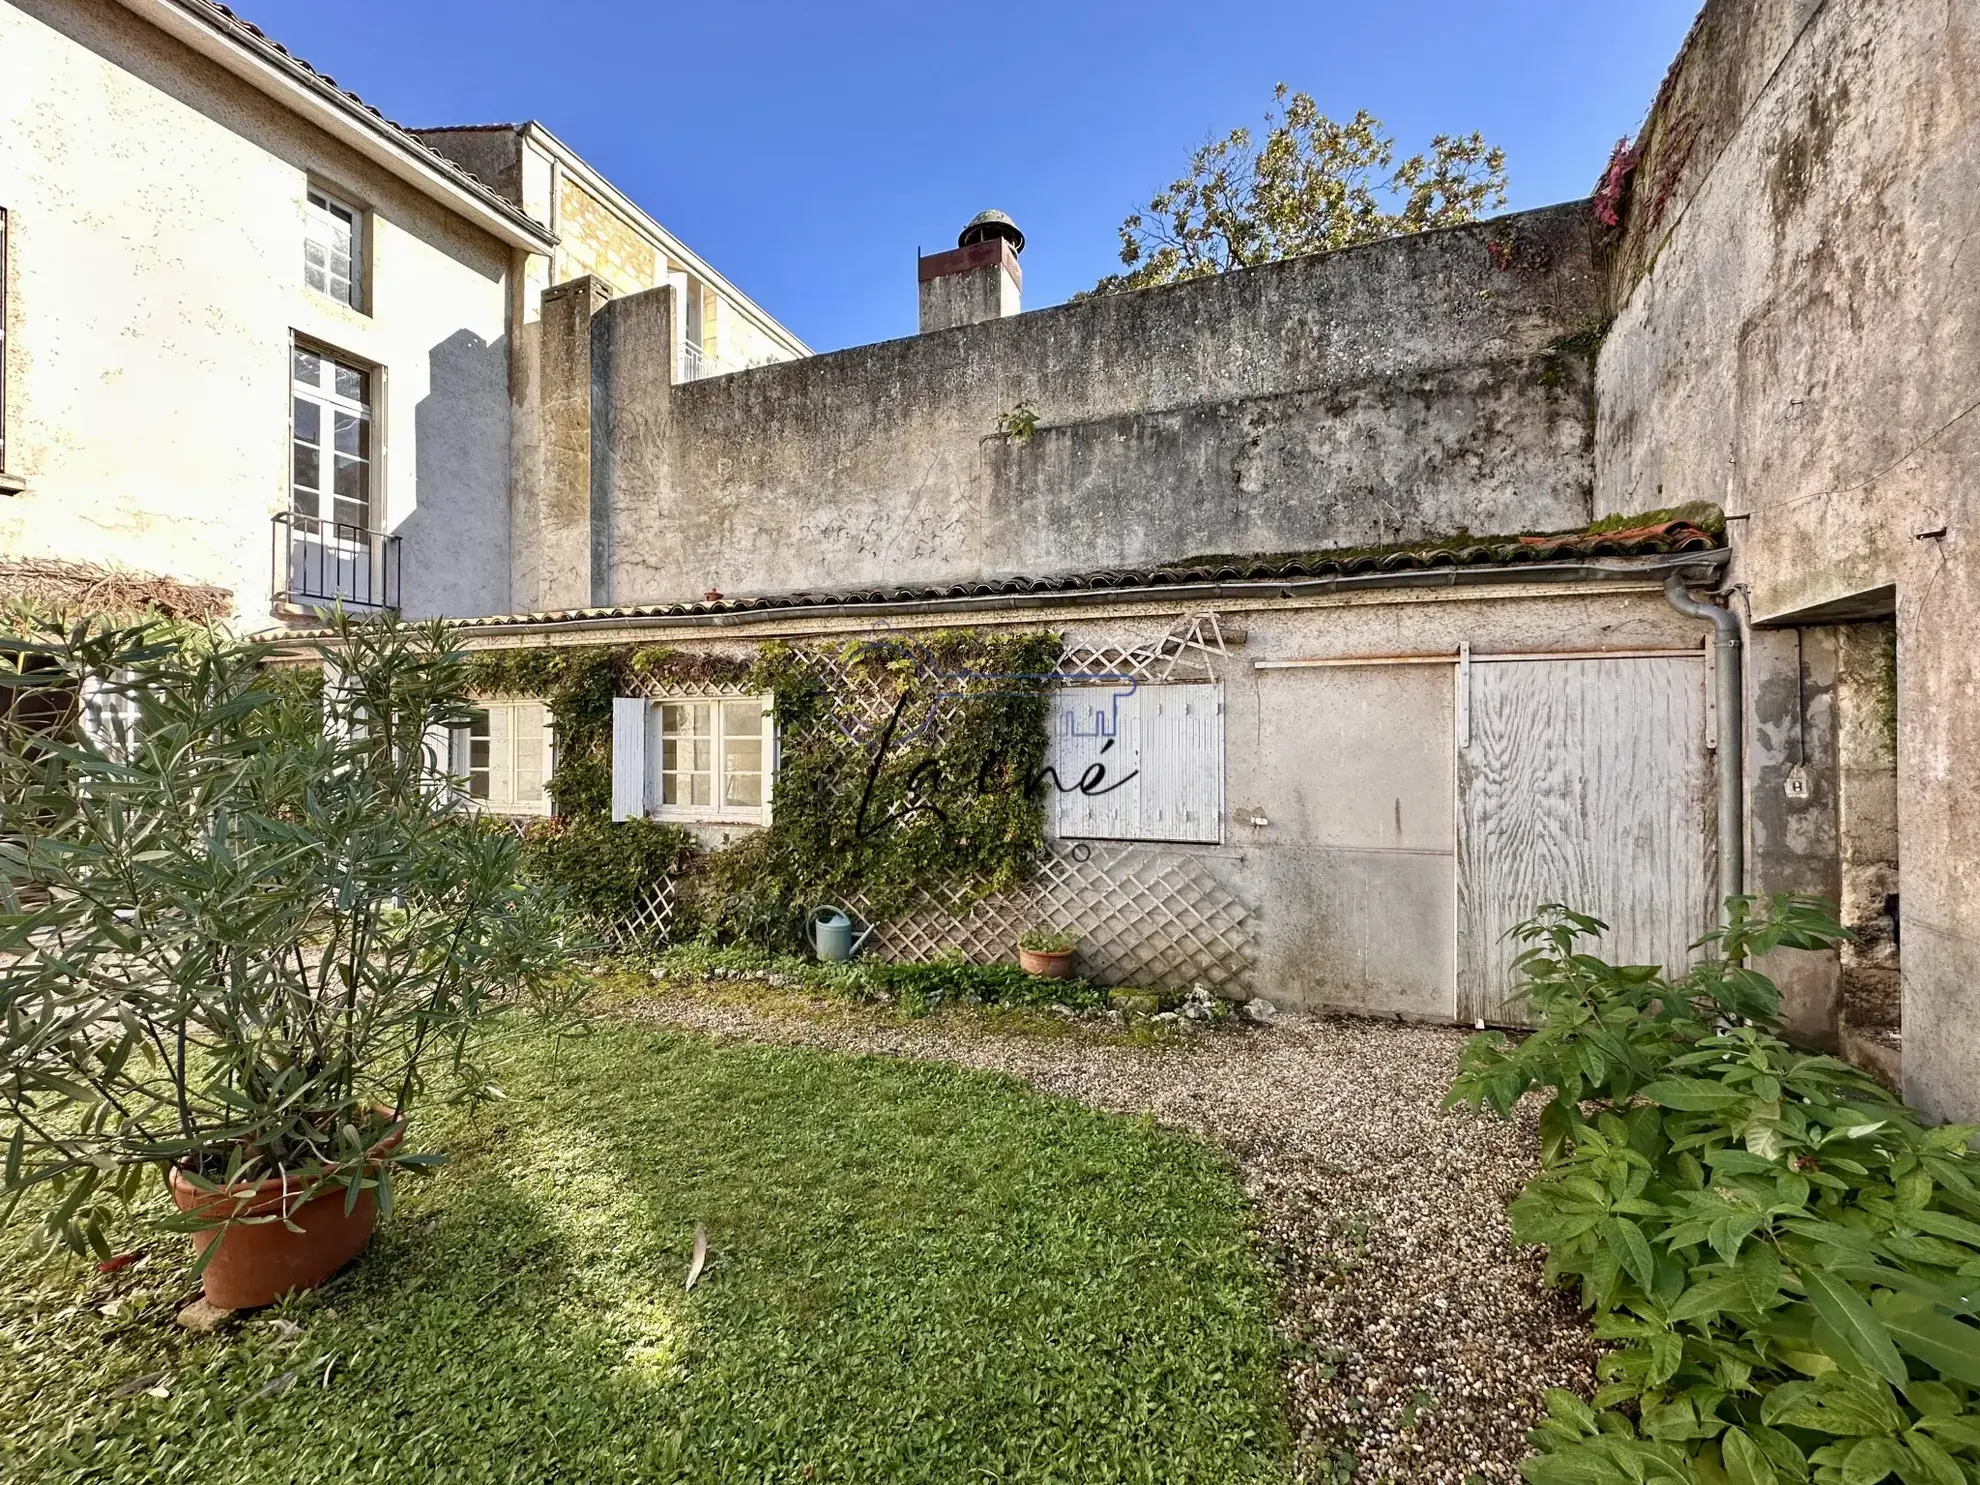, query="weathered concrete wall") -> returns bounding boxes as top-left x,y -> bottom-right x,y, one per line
0,0 -> 515,623
1595,0 -> 1980,1118
580,204 -> 1606,608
